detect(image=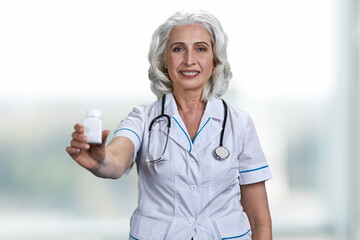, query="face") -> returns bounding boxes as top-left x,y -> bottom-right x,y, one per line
165,24 -> 214,96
